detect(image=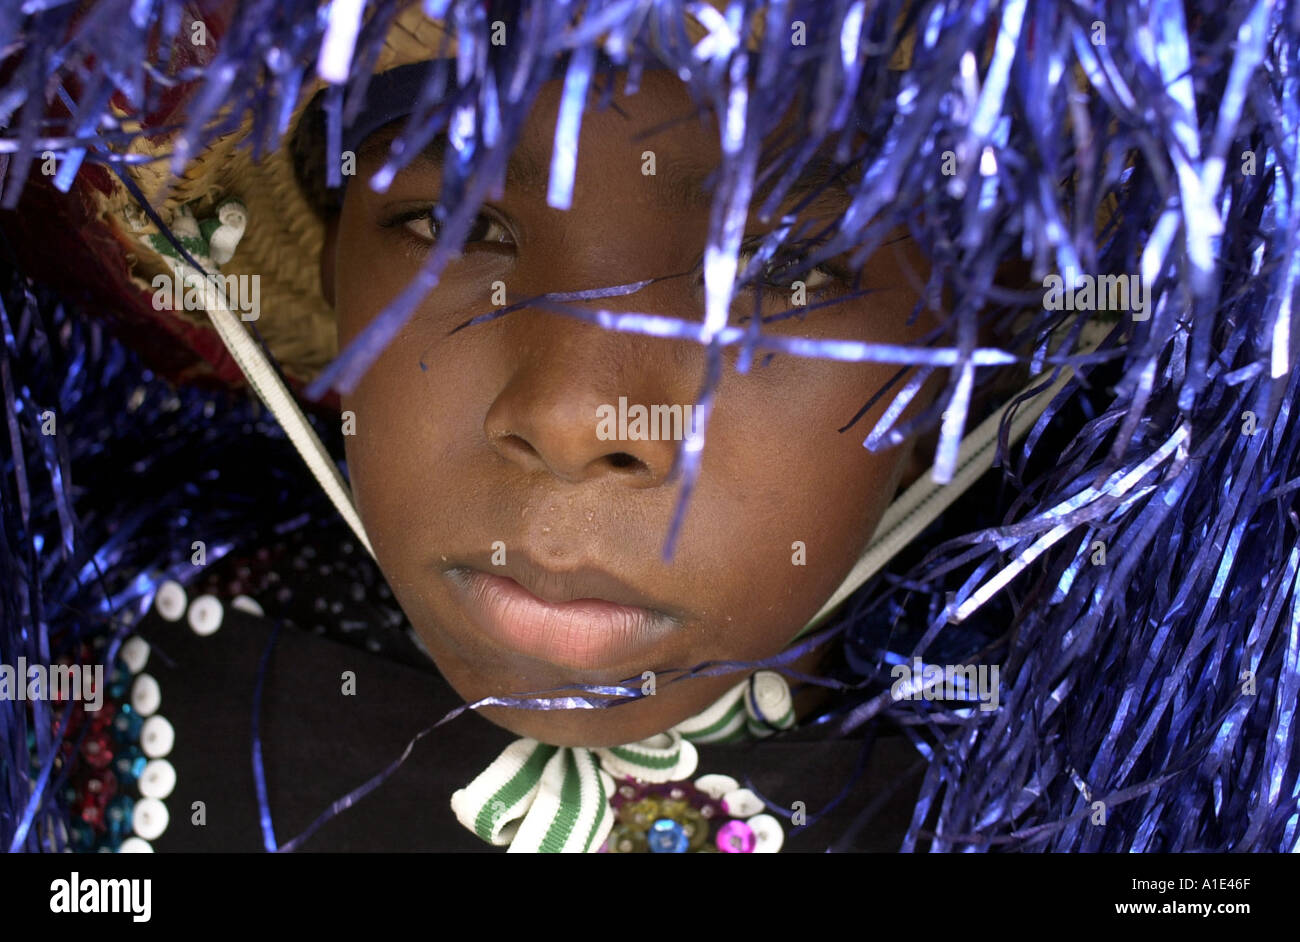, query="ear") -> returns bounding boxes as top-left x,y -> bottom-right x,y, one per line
320,213 -> 339,307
